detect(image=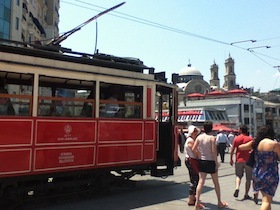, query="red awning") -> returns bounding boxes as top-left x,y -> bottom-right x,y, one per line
178,110 -> 202,115
187,93 -> 205,97
228,89 -> 248,94
156,110 -> 202,117
207,90 -> 225,95
212,124 -> 234,132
